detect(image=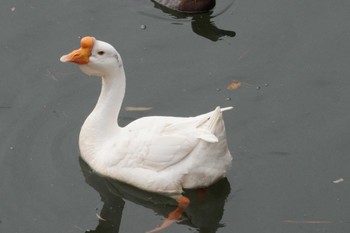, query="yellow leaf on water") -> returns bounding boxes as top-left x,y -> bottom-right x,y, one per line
227,81 -> 242,90
125,107 -> 153,112
283,220 -> 333,224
